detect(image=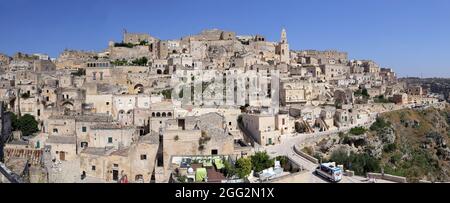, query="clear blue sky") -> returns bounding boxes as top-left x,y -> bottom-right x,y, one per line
1,0 -> 449,77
